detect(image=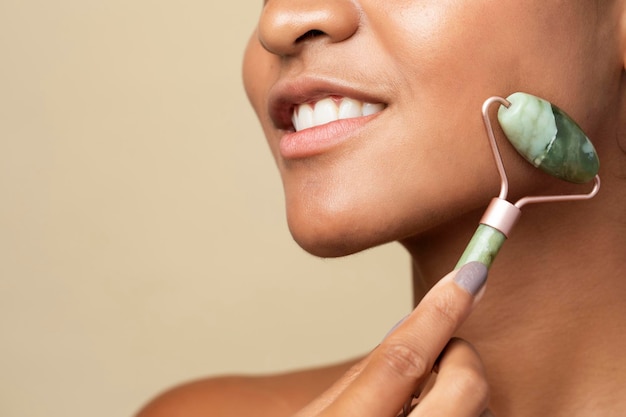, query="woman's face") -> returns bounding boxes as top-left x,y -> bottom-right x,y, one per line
243,0 -> 621,257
